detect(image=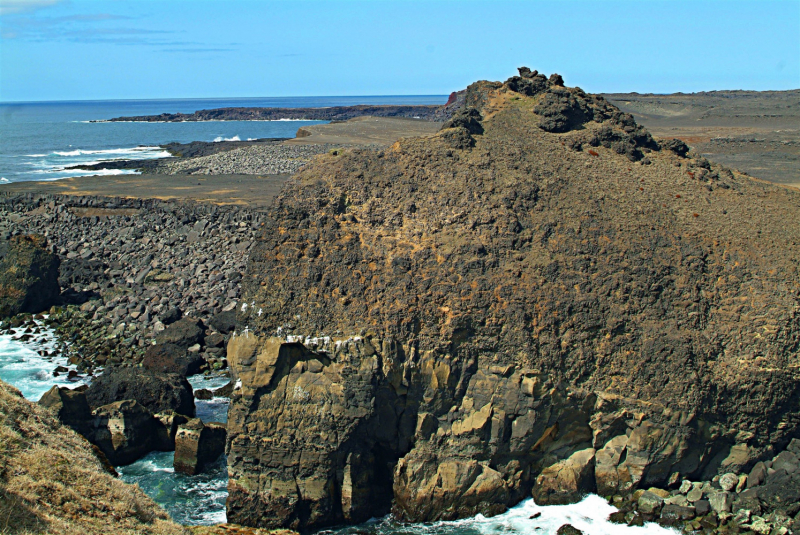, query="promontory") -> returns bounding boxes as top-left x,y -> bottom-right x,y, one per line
224,68 -> 800,530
